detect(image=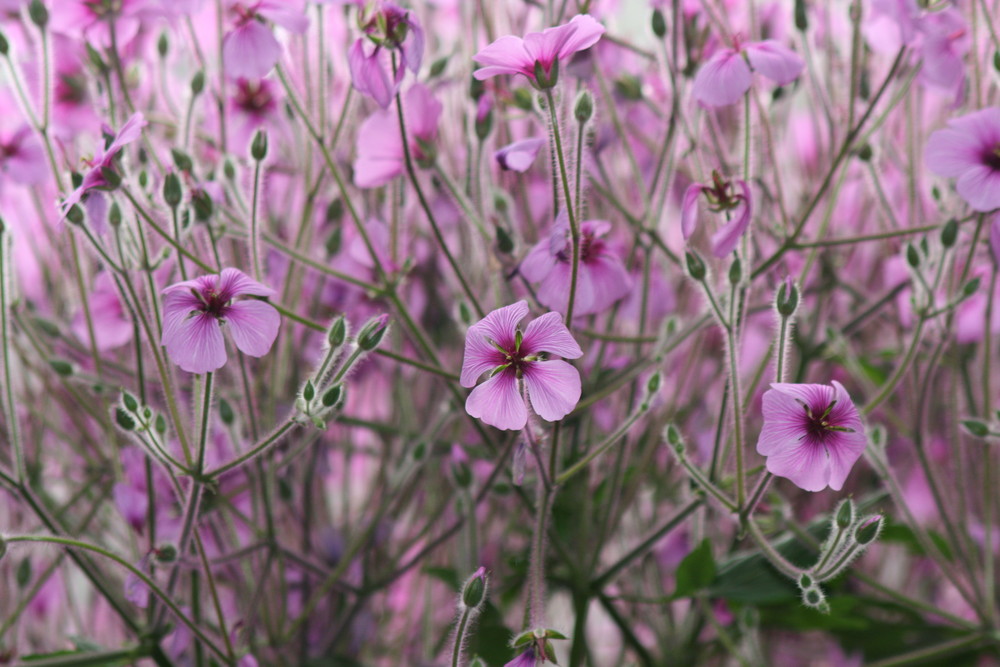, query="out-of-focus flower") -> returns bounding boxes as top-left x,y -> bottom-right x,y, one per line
348,2 -> 424,108
918,9 -> 969,94
161,268 -> 280,374
71,272 -> 133,351
0,125 -> 46,186
495,137 -> 546,172
473,14 -> 605,88
681,172 -> 753,257
353,83 -> 441,188
520,217 -> 632,316
222,1 -> 309,80
461,301 -> 583,431
756,381 -> 867,492
60,112 -> 146,215
692,38 -> 804,107
925,108 -> 1000,212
